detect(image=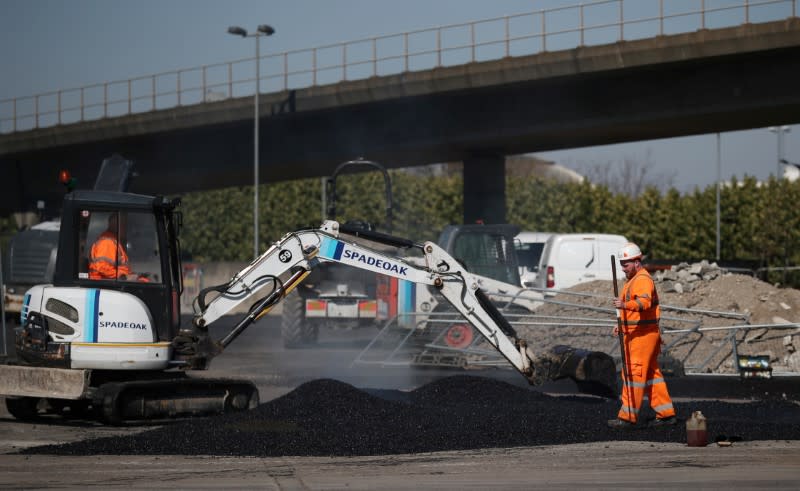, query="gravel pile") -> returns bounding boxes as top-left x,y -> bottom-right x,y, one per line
20,375 -> 800,457
654,260 -> 727,294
